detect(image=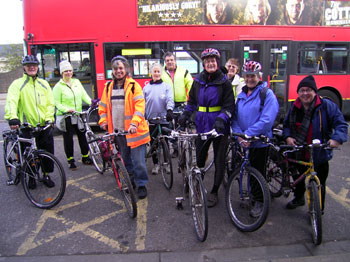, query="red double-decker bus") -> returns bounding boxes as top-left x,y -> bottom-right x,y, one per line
22,0 -> 350,118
